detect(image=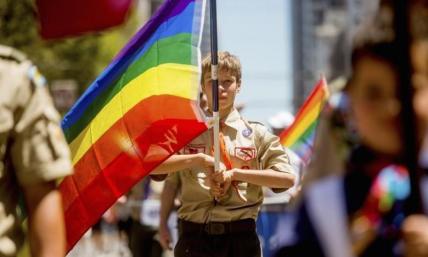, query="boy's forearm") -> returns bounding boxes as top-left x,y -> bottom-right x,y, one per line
152,153 -> 201,174
231,168 -> 295,189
